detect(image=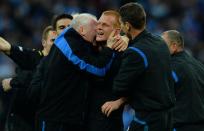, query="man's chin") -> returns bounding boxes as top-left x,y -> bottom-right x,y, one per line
96,37 -> 106,42
95,40 -> 107,46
